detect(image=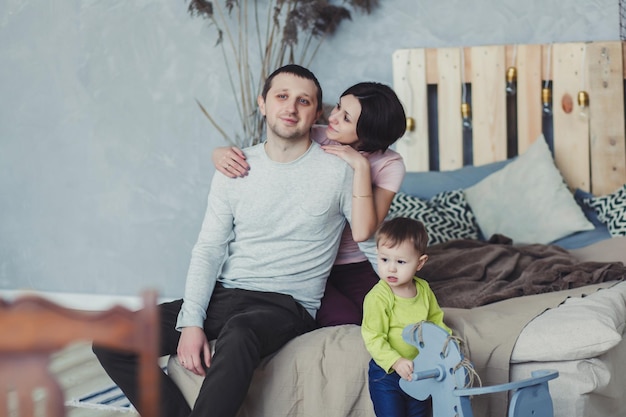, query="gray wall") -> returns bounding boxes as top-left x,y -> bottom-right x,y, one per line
0,0 -> 619,299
